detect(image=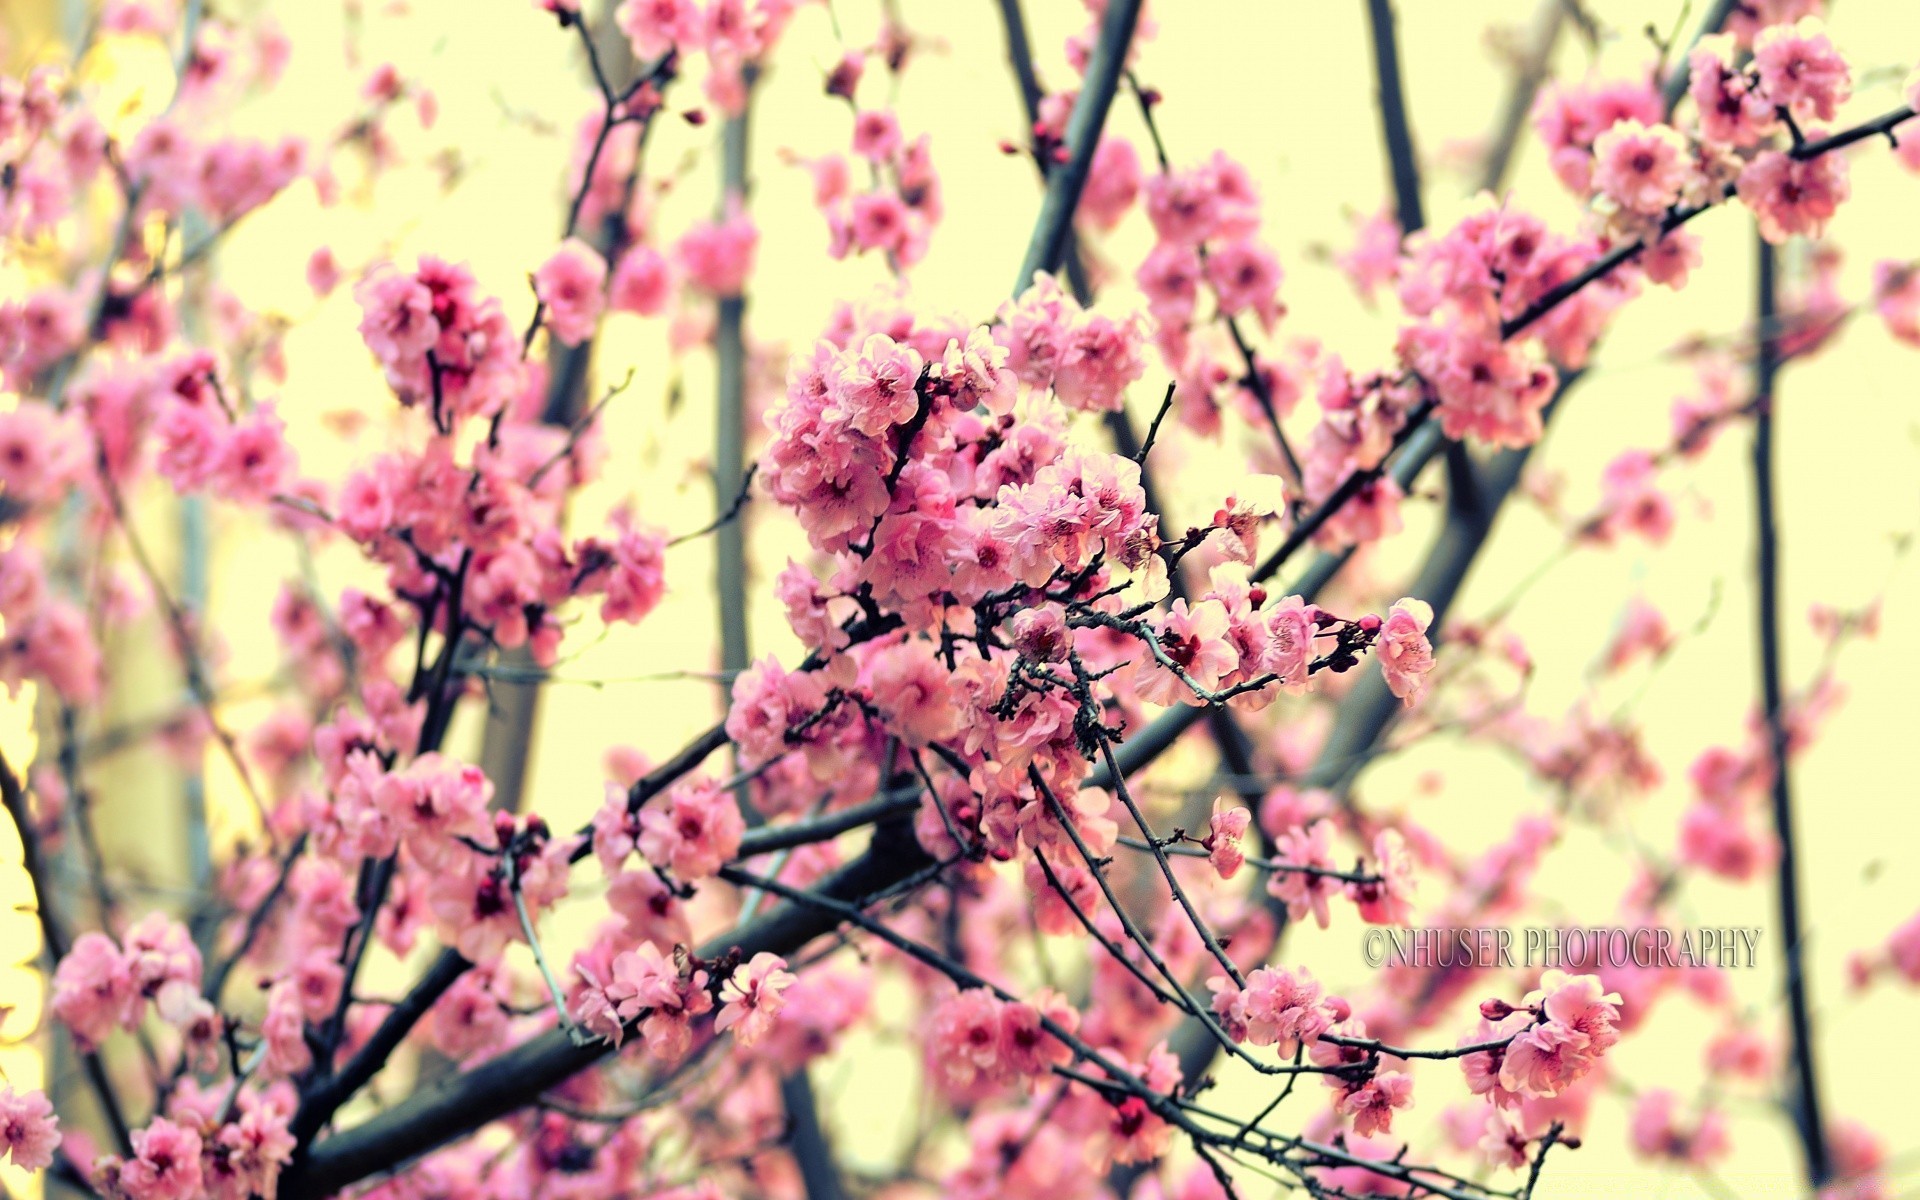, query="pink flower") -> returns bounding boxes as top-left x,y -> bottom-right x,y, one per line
1641,228 -> 1703,289
1591,119 -> 1690,216
1872,259 -> 1920,347
1459,1011 -> 1532,1107
992,449 -> 1151,586
1337,206 -> 1403,302
121,1117 -> 204,1200
1204,804 -> 1251,879
1227,966 -> 1334,1053
355,265 -> 438,365
1678,801 -> 1776,880
0,1087 -> 58,1172
1339,1070 -> 1413,1137
850,110 -> 901,162
212,1105 -> 296,1200
676,209 -> 758,297
50,931 -> 139,1049
1738,149 -> 1850,244
1269,821 -> 1342,929
929,988 -> 1007,1091
726,656 -> 831,765
1497,1018 -> 1590,1098
1136,598 -> 1240,707
1599,449 -> 1675,543
1630,1090 -> 1732,1164
210,404 -> 295,503
1347,829 -> 1416,925
1078,137 -> 1141,231
999,990 -> 1075,1078
1378,597 -> 1435,706
615,0 -> 699,59
824,333 -> 924,436
1205,237 -> 1285,332
609,245 -> 674,316
1689,37 -> 1778,148
1754,17 -> 1851,123
1530,74 -> 1663,193
1886,909 -> 1920,985
716,952 -> 796,1046
574,940 -> 713,1056
1529,969 -> 1623,1057
0,402 -> 84,507
533,238 -> 608,345
637,775 -> 746,880
306,246 -> 341,296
